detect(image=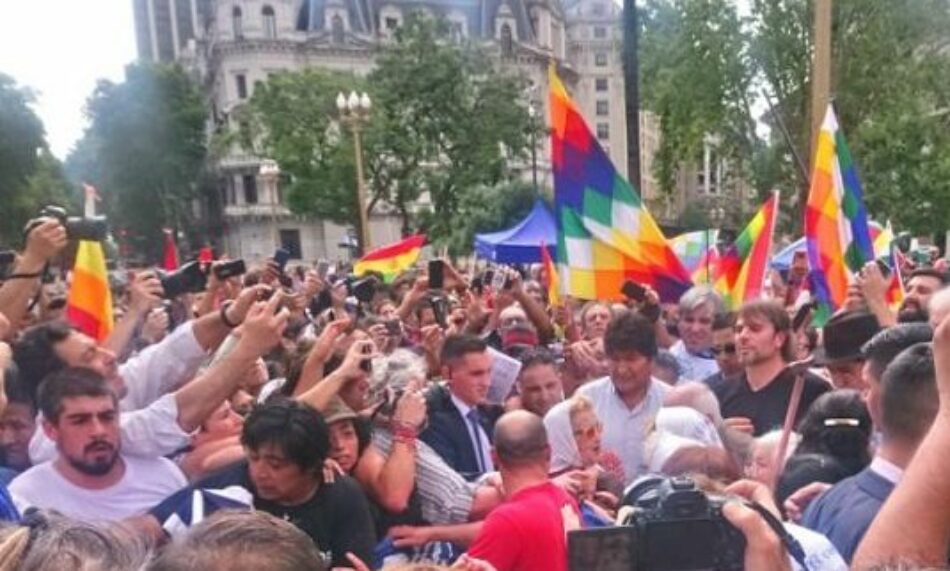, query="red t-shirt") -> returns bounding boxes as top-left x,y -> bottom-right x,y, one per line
467,481 -> 582,571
